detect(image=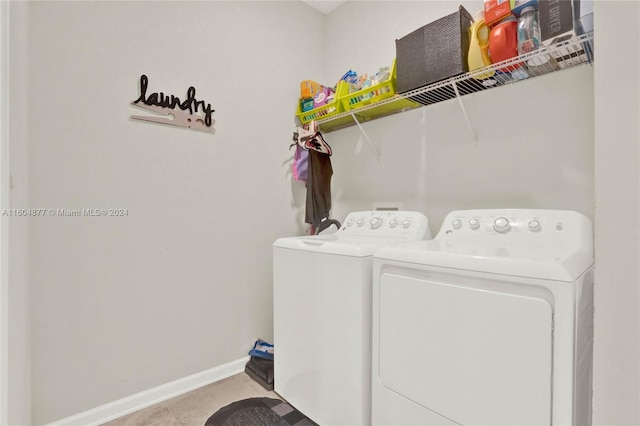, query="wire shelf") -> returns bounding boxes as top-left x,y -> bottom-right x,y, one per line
316,32 -> 594,133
